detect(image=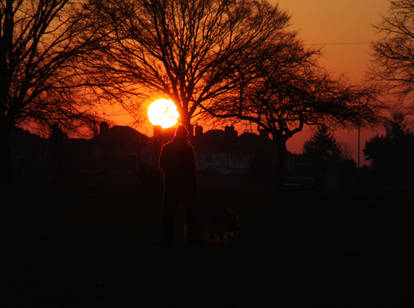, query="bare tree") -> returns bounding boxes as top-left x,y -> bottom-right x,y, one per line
370,0 -> 414,99
82,0 -> 293,134
0,0 -> 106,184
204,42 -> 379,176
